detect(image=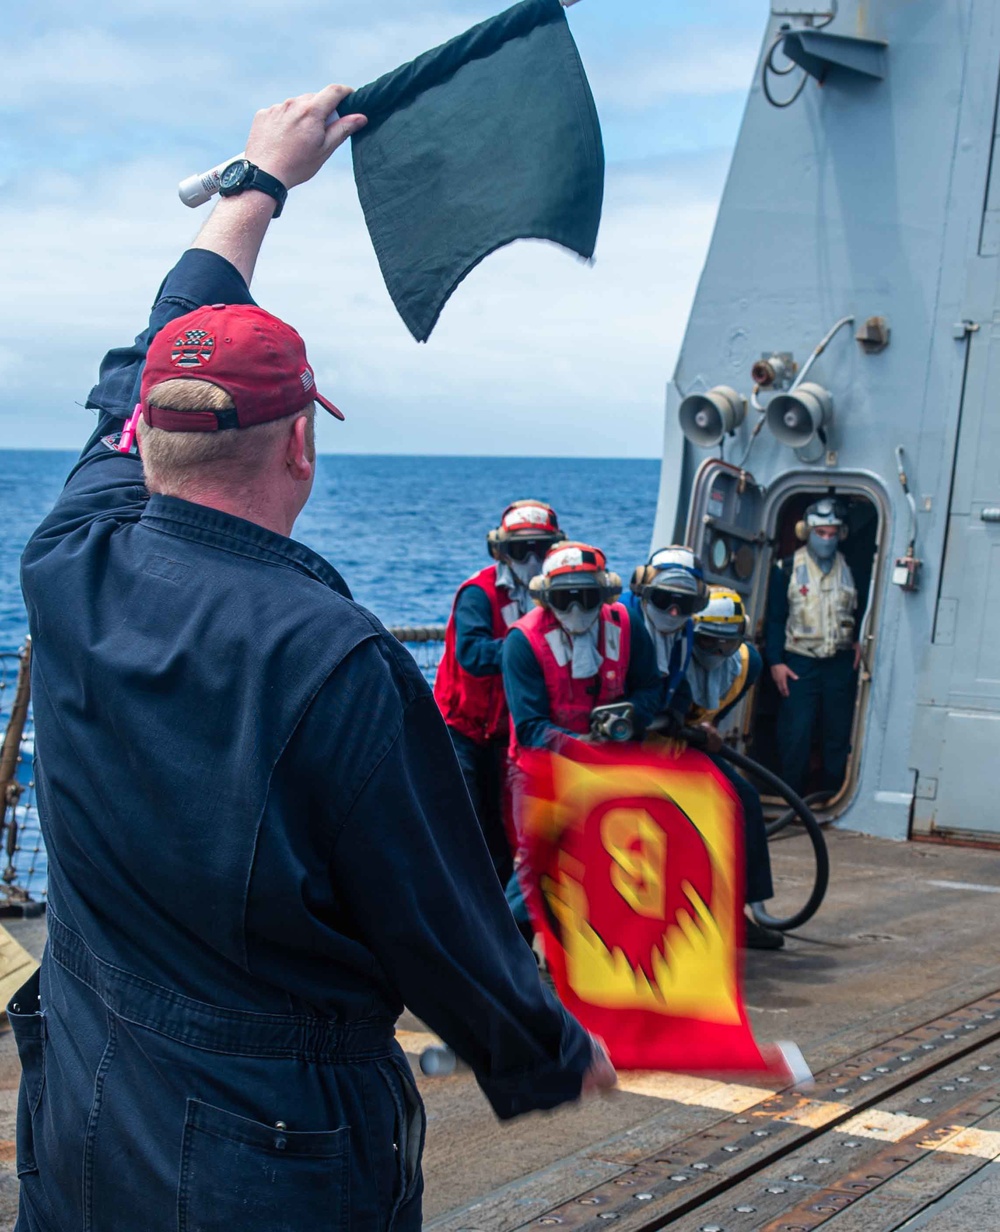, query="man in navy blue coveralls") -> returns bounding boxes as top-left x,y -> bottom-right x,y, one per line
14,87 -> 612,1232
